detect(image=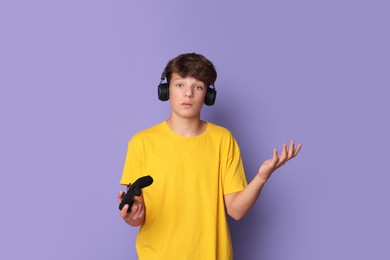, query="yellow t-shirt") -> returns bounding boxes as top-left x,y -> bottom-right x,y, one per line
120,121 -> 247,260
